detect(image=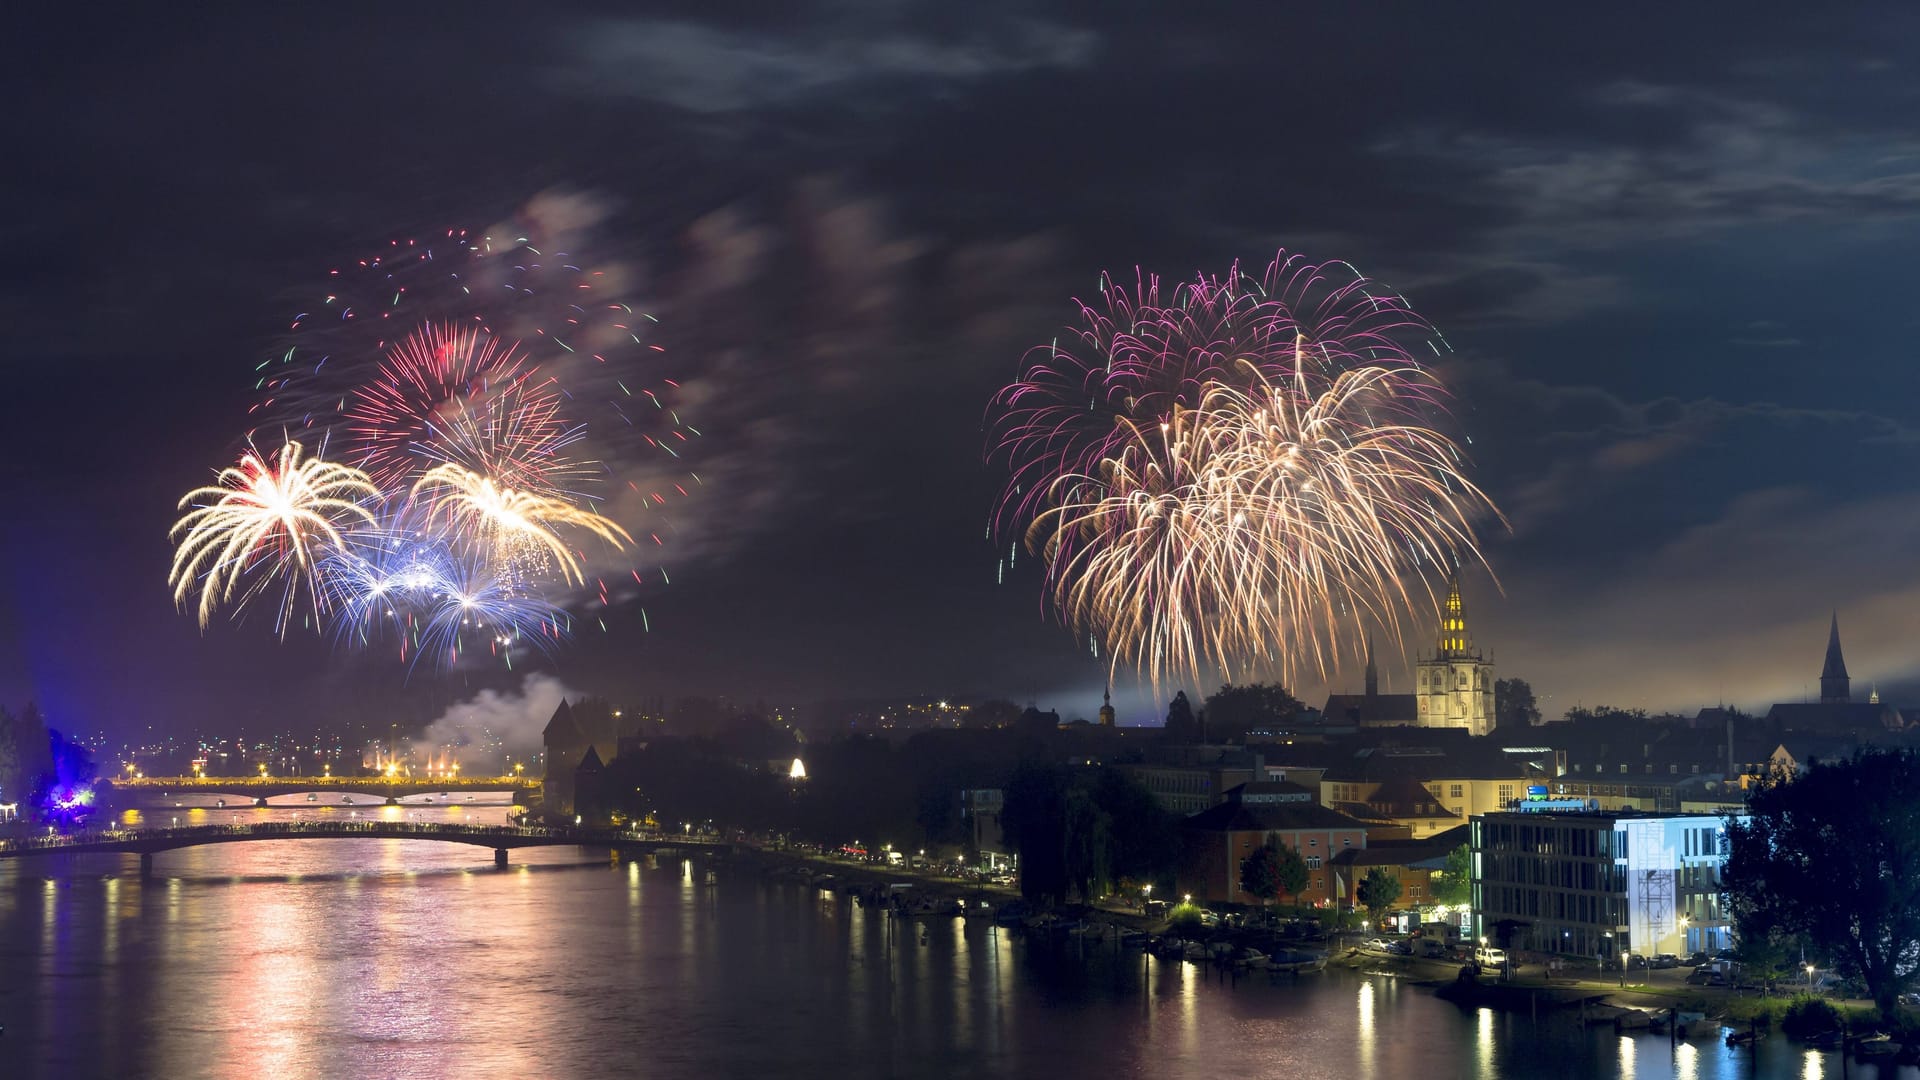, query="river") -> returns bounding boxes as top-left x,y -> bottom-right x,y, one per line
0,805 -> 1909,1079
